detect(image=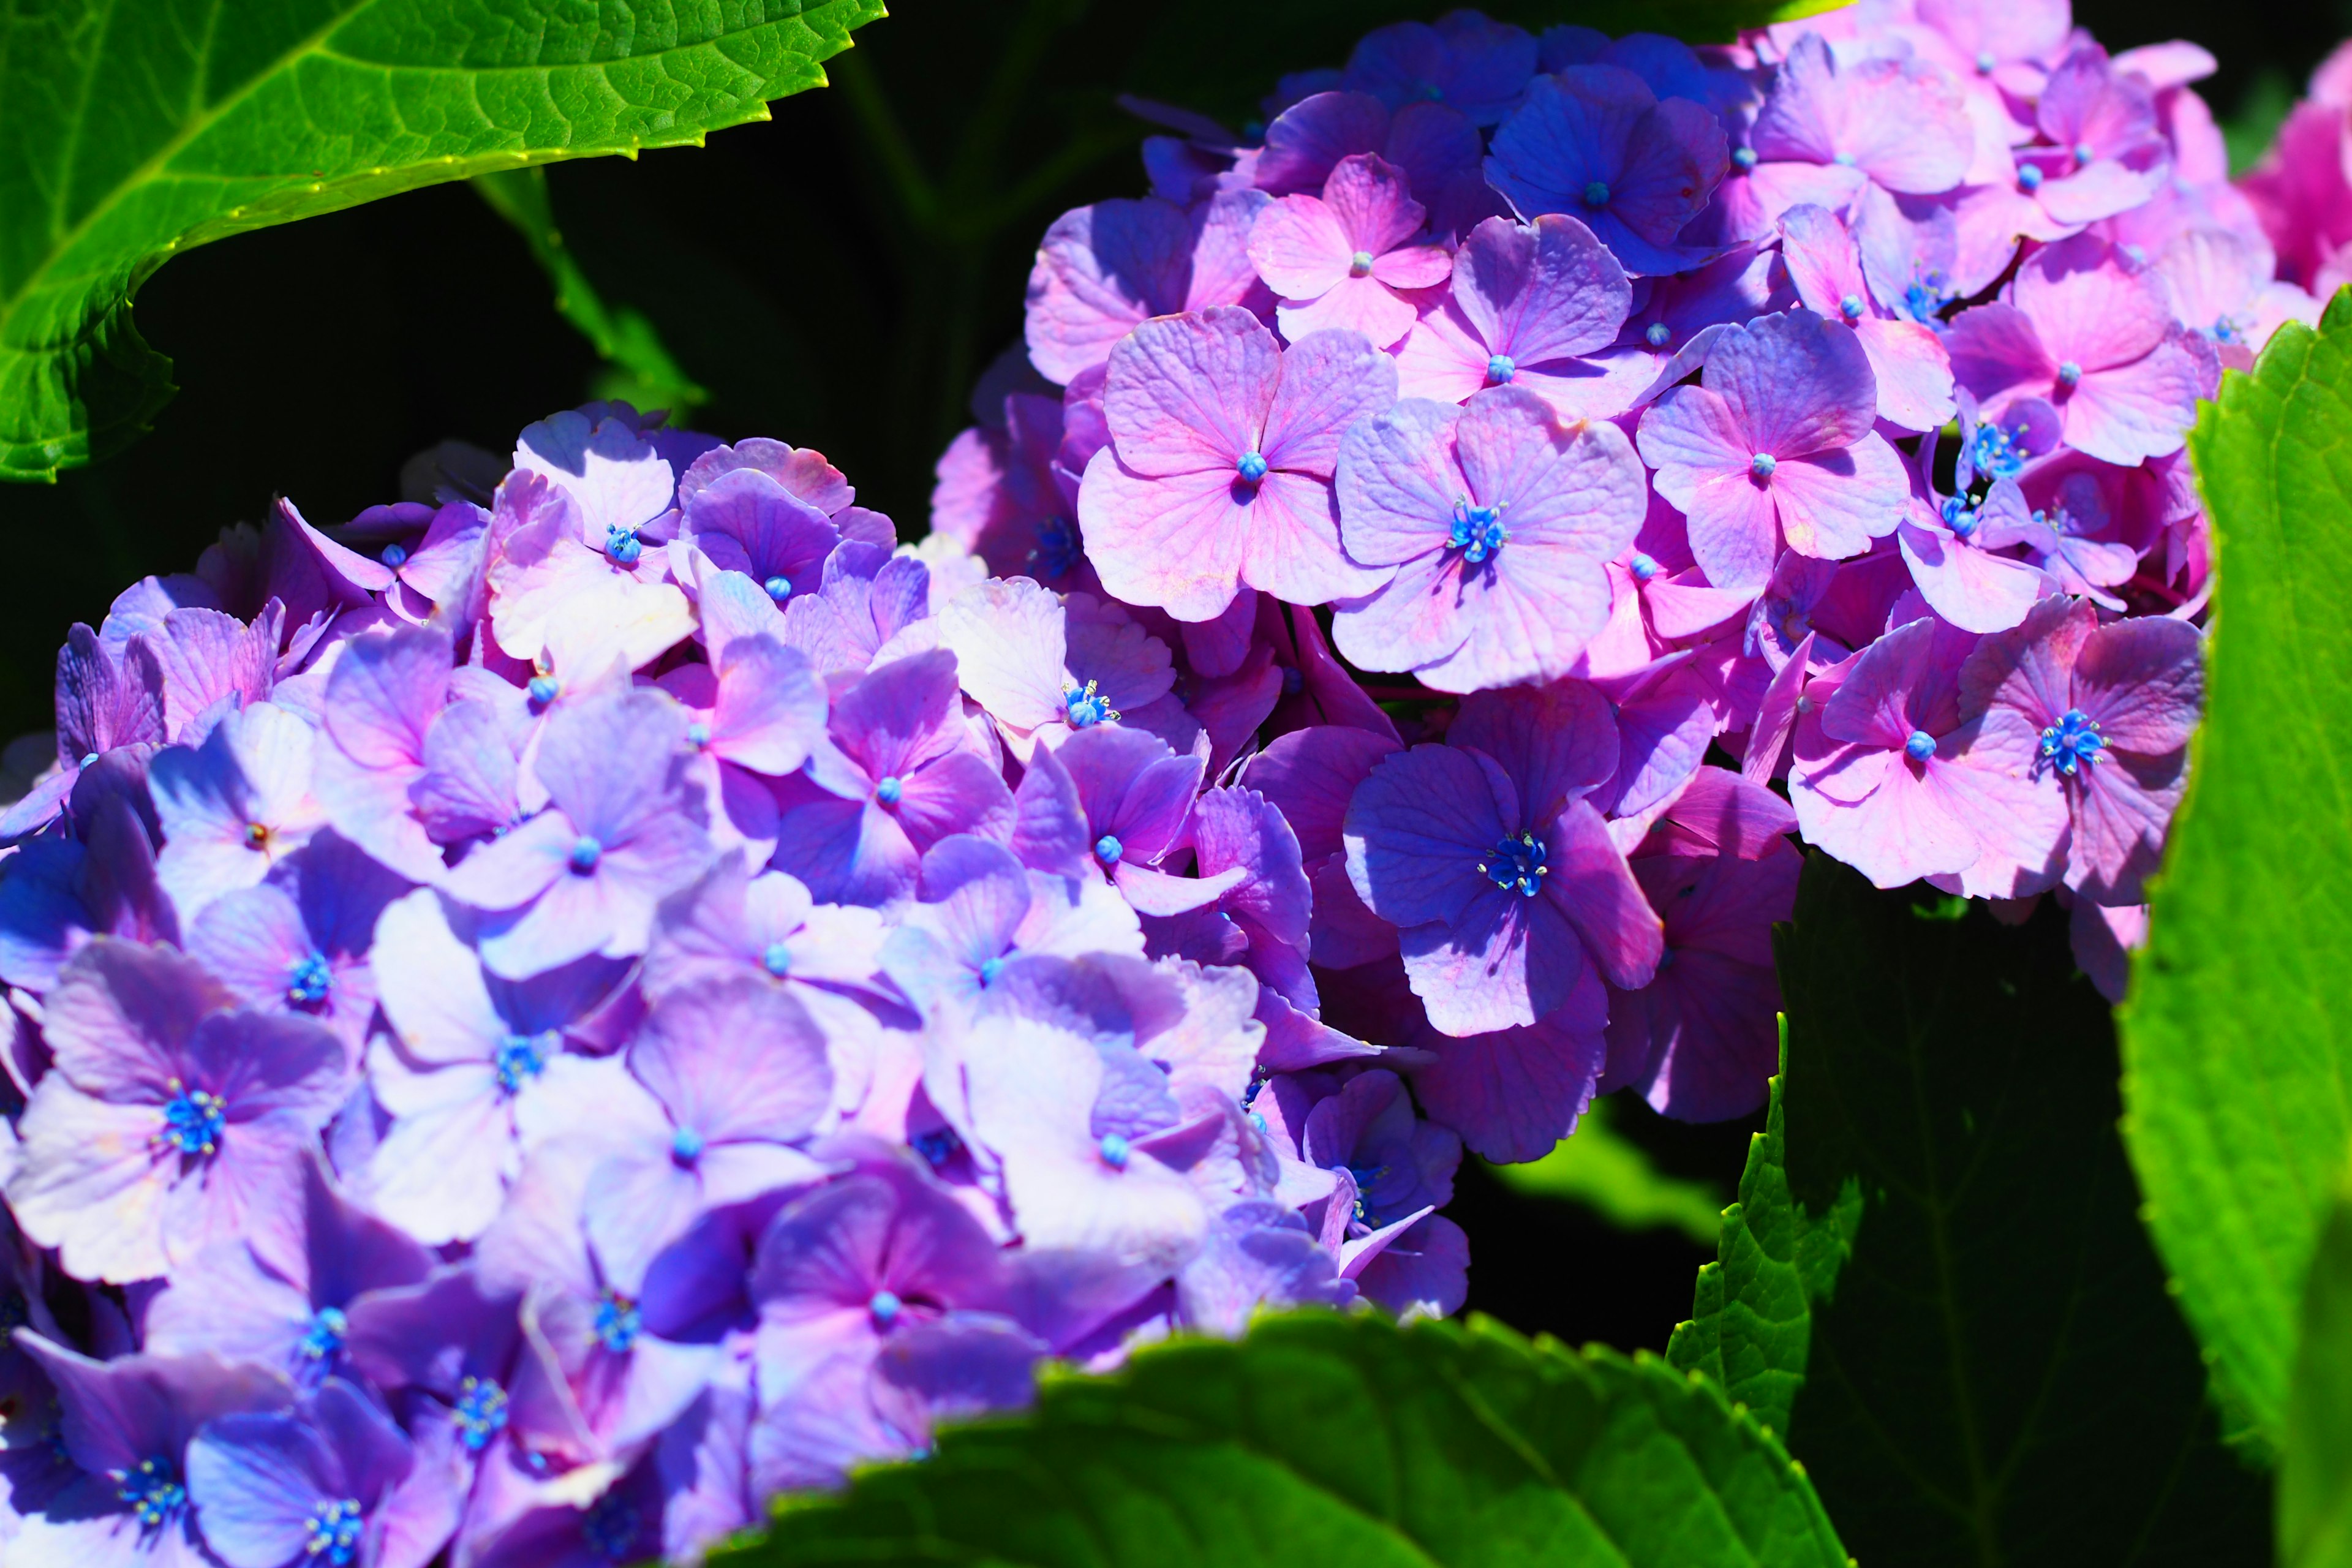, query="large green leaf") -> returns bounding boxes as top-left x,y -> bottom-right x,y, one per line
1773,856 -> 2266,1566
0,0 -> 883,482
2122,290 -> 2352,1458
2285,1193 -> 2352,1568
1666,1022 -> 1861,1441
712,1312 -> 1848,1568
1489,1093 -> 1732,1246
